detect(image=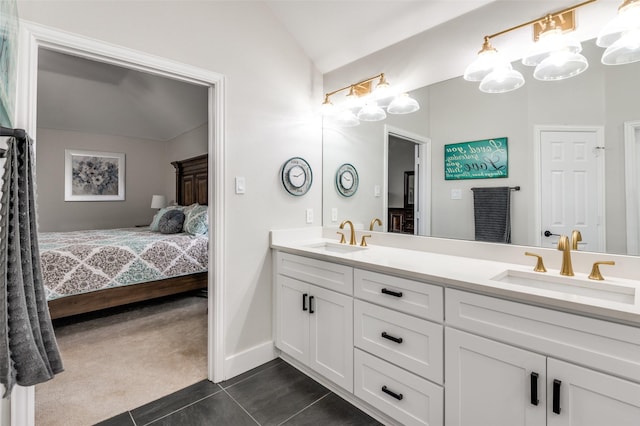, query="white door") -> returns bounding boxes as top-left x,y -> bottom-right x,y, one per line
547,358 -> 640,426
445,328 -> 546,426
308,284 -> 353,392
539,128 -> 605,251
624,121 -> 640,255
276,276 -> 310,364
